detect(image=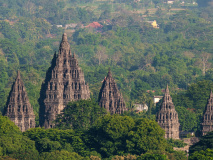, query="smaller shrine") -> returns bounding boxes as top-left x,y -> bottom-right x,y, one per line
201,90 -> 213,136
4,71 -> 35,132
156,85 -> 180,139
98,69 -> 127,114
